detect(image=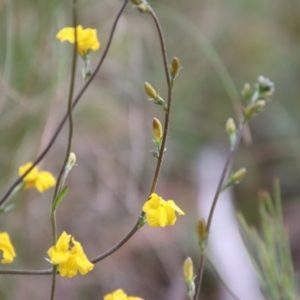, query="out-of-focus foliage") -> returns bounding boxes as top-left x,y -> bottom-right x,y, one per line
238,180 -> 298,300
1,0 -> 300,299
